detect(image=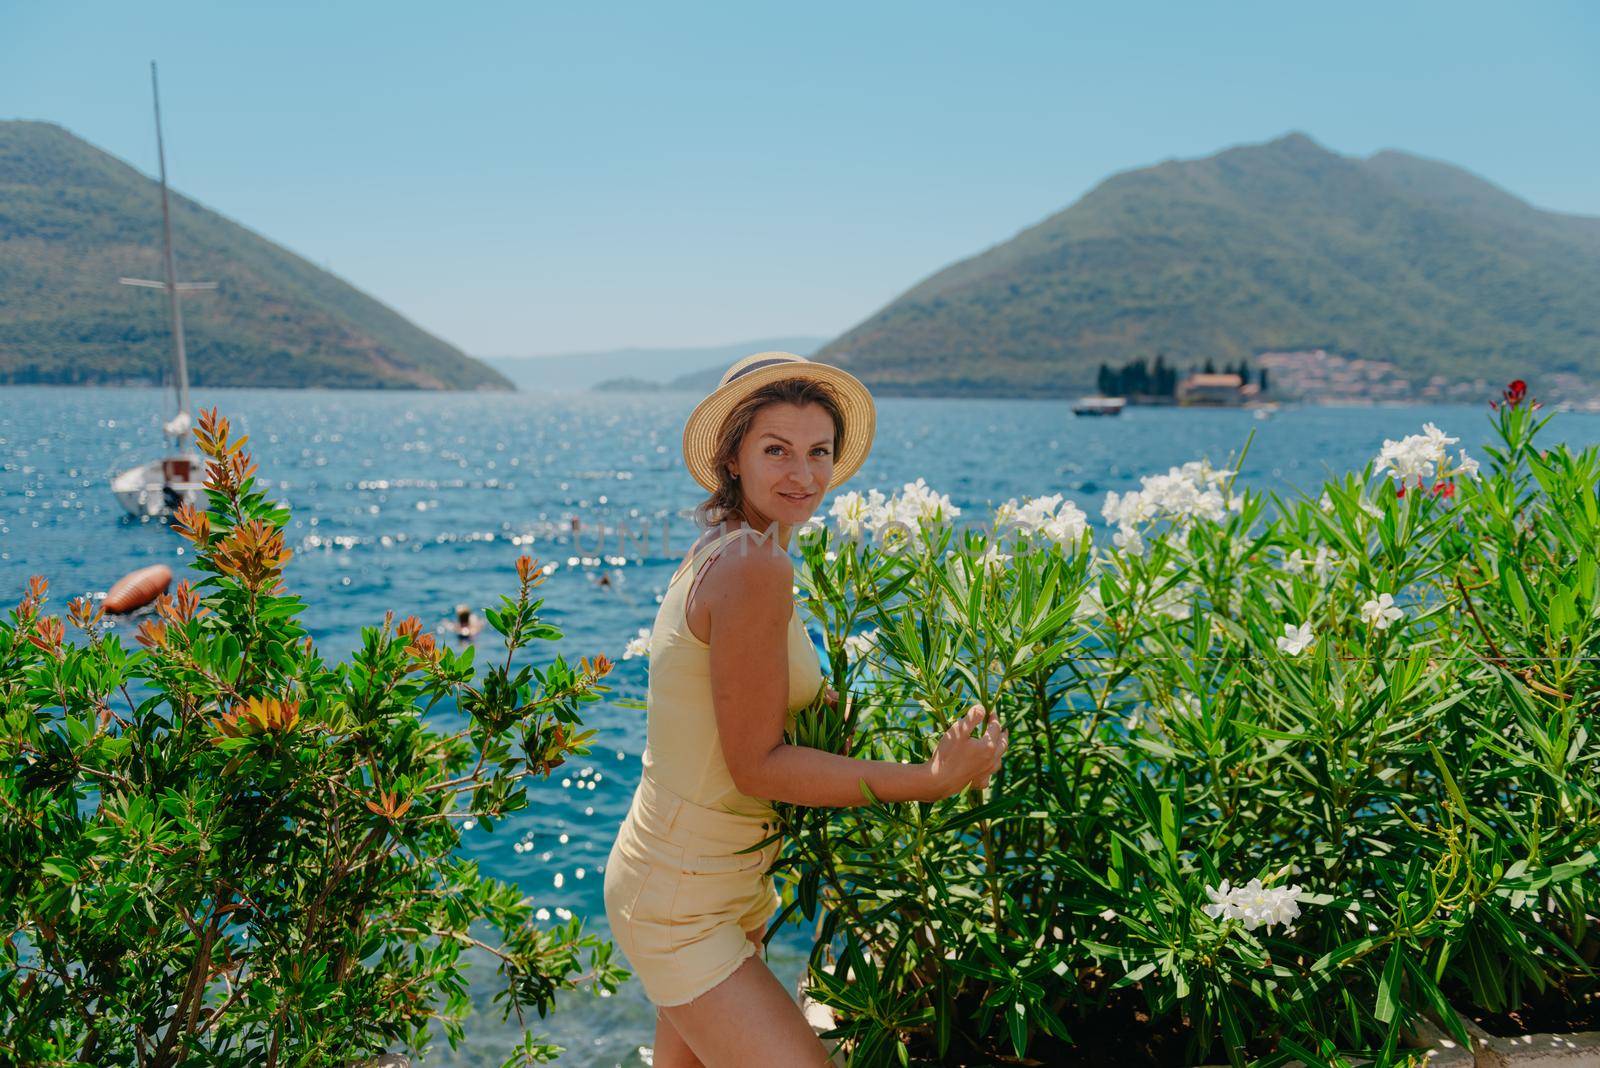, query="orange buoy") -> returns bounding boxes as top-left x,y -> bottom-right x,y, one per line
104,564 -> 173,615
